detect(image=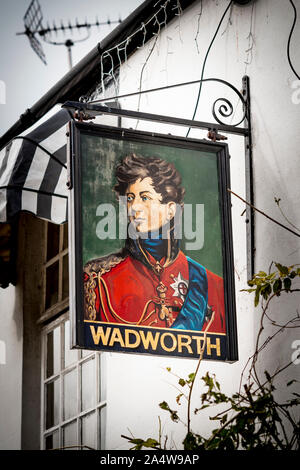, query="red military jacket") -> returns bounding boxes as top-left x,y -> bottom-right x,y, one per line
84,249 -> 225,333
